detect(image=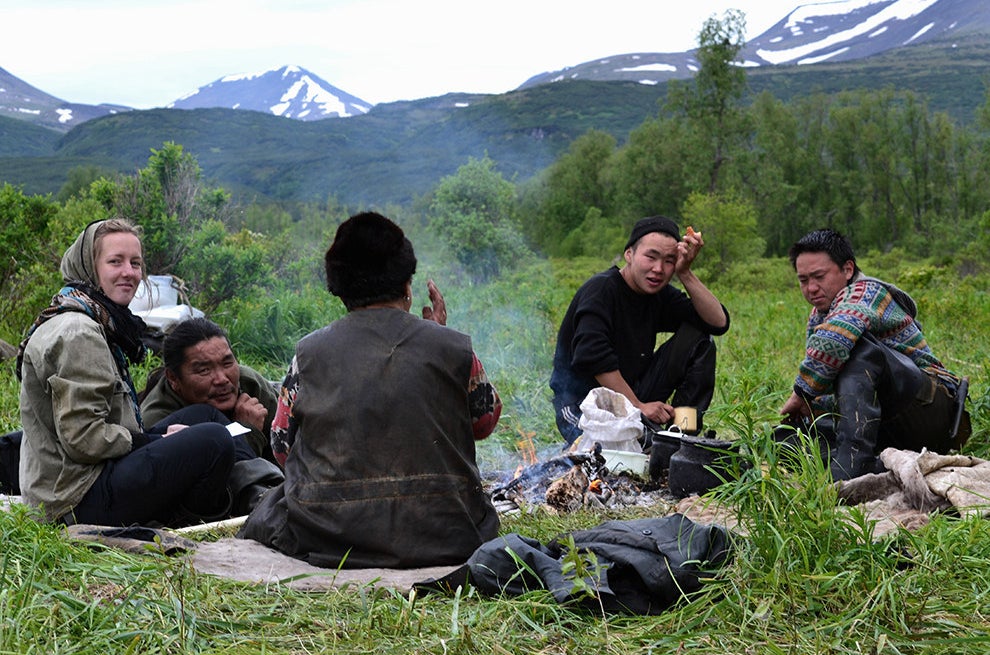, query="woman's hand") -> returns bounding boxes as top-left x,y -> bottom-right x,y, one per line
421,279 -> 448,326
164,423 -> 188,437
